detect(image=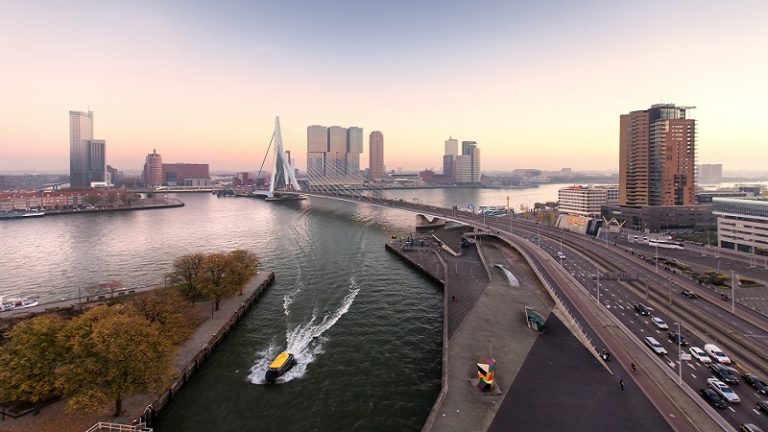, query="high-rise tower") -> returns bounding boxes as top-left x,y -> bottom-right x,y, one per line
369,131 -> 384,180
619,104 -> 696,206
69,110 -> 94,188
